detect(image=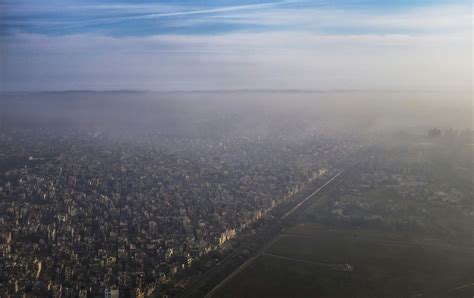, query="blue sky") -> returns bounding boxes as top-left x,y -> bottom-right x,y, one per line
1,0 -> 470,36
0,0 -> 472,91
